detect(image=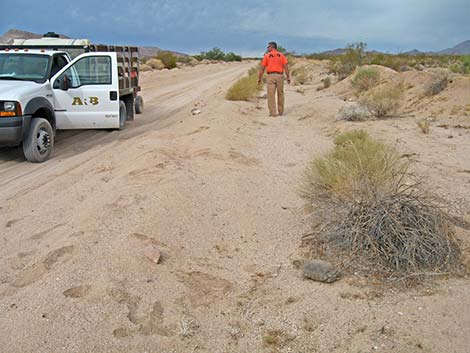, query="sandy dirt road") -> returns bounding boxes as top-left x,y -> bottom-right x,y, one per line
0,61 -> 469,353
